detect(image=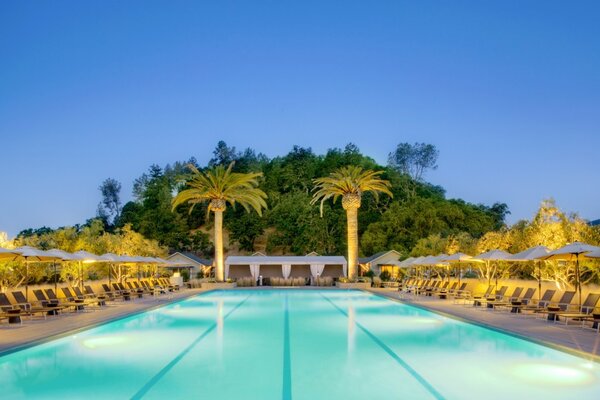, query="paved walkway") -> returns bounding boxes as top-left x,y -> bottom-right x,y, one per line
368,288 -> 600,360
0,288 -> 205,355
